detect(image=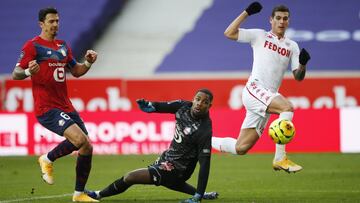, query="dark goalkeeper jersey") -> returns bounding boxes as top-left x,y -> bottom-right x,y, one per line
152,100 -> 212,174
